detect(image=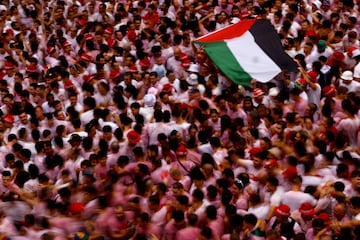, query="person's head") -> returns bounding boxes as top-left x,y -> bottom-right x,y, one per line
187,213 -> 198,226
312,218 -> 325,235
114,204 -> 125,220
290,175 -> 302,187
205,205 -> 217,220
198,226 -> 212,240
148,194 -> 160,212
333,202 -> 346,221
299,202 -> 315,221
19,112 -> 29,125
175,195 -> 189,211
1,171 -> 12,187
242,213 -> 258,231
351,169 -> 360,191
172,210 -> 186,228
274,204 -> 291,223
192,189 -> 205,203
350,196 -> 360,217
265,176 -> 279,193
172,182 -> 184,197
